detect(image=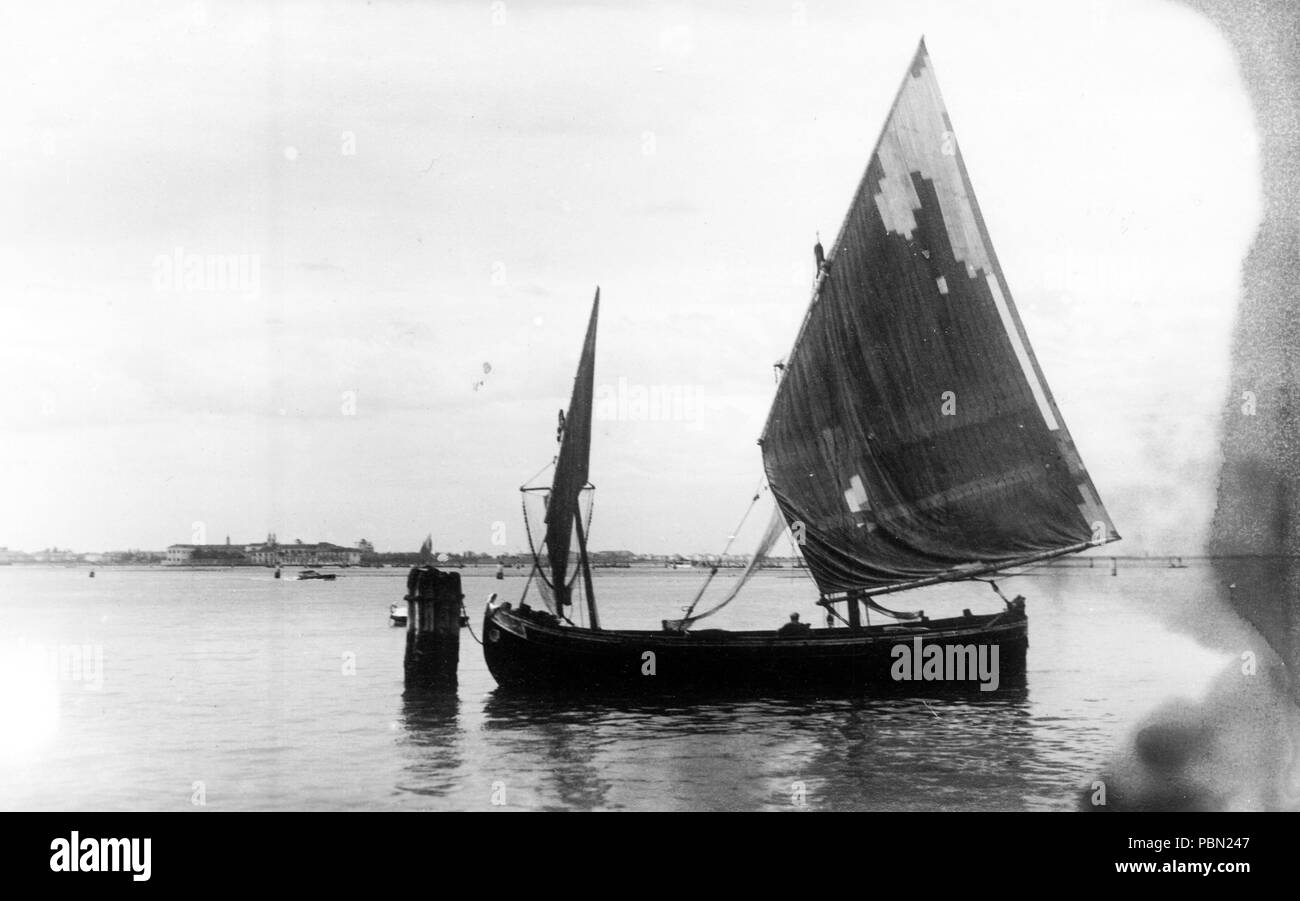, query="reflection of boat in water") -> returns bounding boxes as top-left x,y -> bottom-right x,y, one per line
297,570 -> 337,581
484,40 -> 1118,696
